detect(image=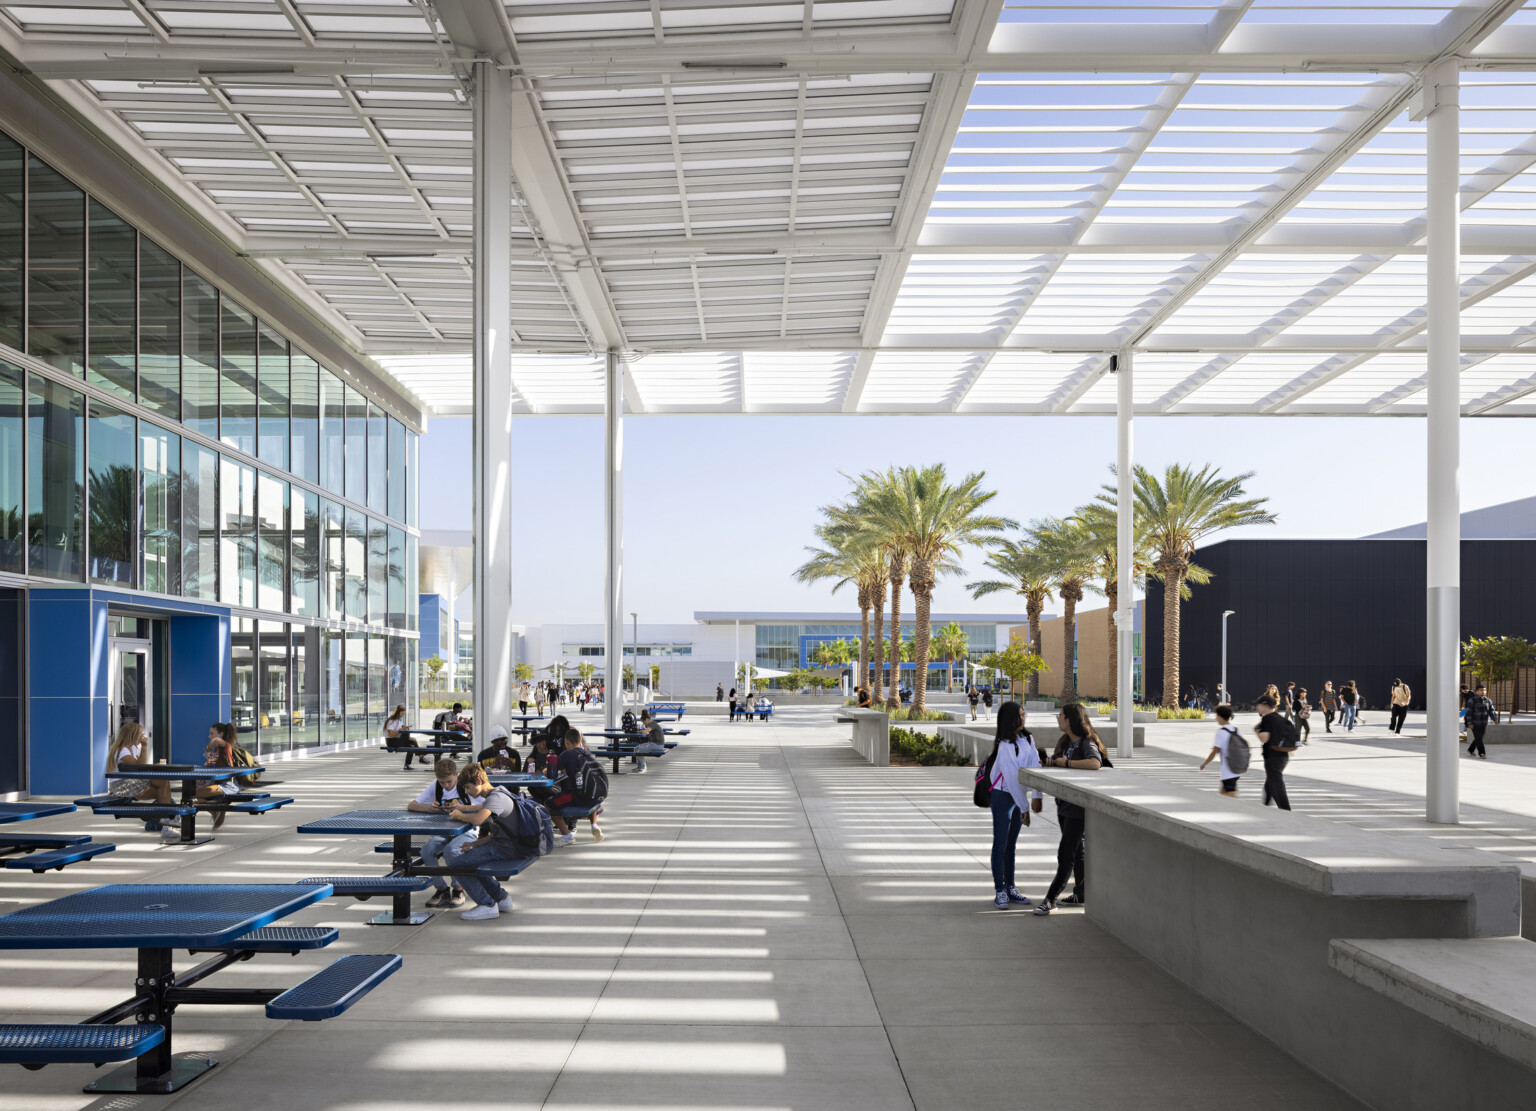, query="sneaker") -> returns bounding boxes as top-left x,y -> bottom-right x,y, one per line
1006,888 -> 1032,906
460,904 -> 499,921
1032,899 -> 1056,916
590,825 -> 605,843
993,891 -> 1010,909
558,832 -> 575,846
1057,894 -> 1085,907
160,825 -> 183,841
425,888 -> 450,908
496,894 -> 513,912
